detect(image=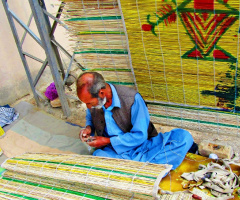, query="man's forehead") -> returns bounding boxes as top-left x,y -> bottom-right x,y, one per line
80,73 -> 93,84
78,86 -> 93,102
78,84 -> 90,95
